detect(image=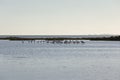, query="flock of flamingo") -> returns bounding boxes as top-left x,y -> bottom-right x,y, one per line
21,40 -> 85,44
